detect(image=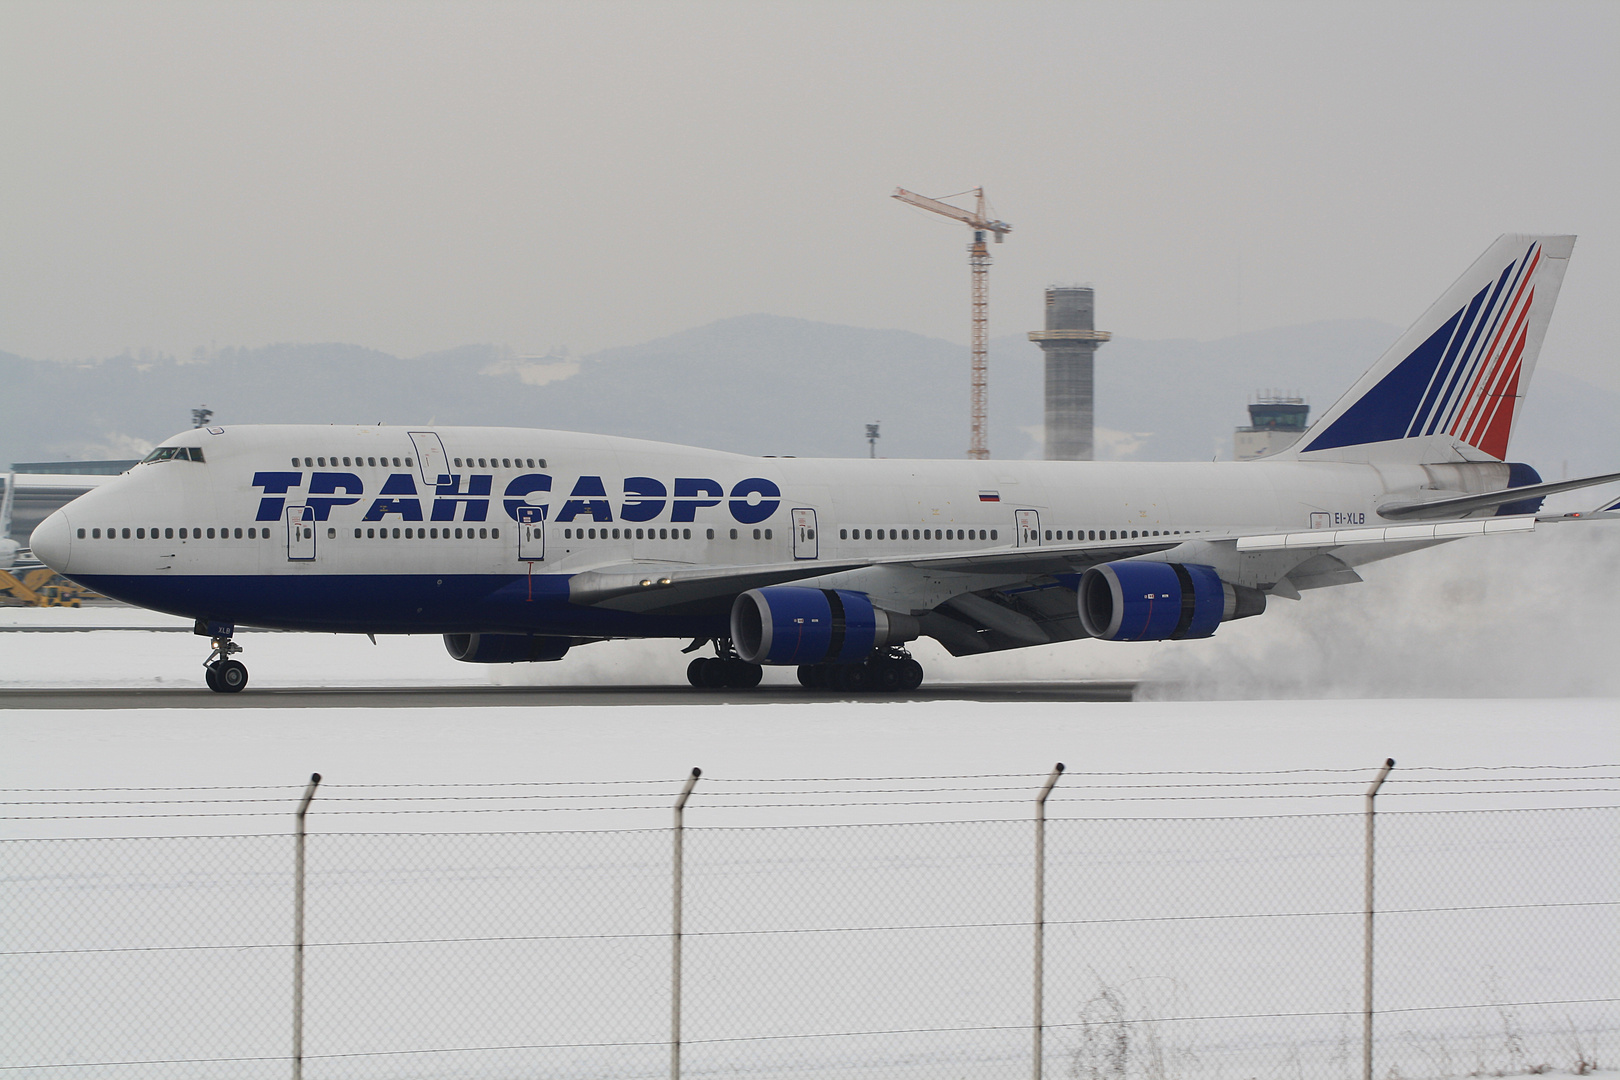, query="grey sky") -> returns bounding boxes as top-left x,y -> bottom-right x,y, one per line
4,1 -> 1617,388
